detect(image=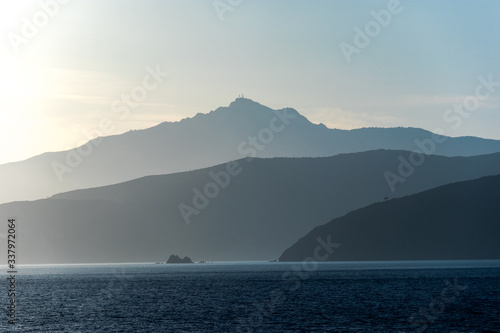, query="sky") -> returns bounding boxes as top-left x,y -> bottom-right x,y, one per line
0,0 -> 499,164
